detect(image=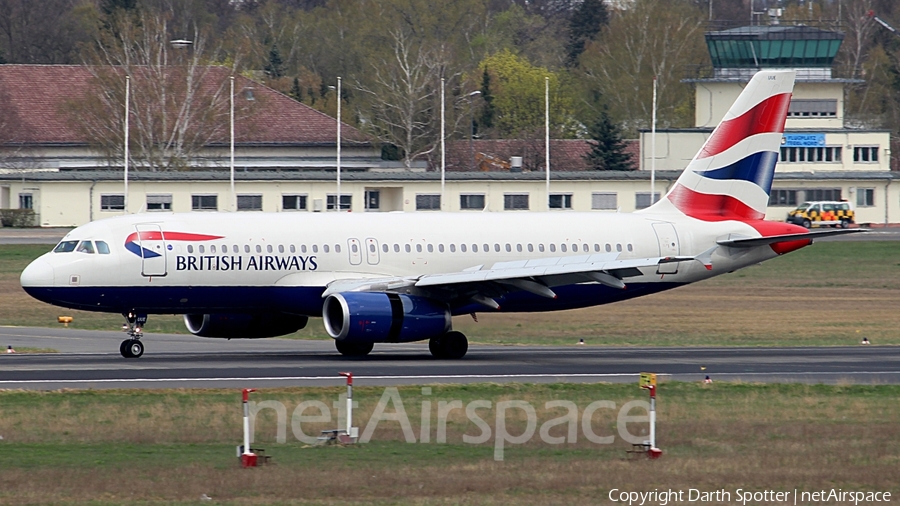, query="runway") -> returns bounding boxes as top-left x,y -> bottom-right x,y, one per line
1,326 -> 898,389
